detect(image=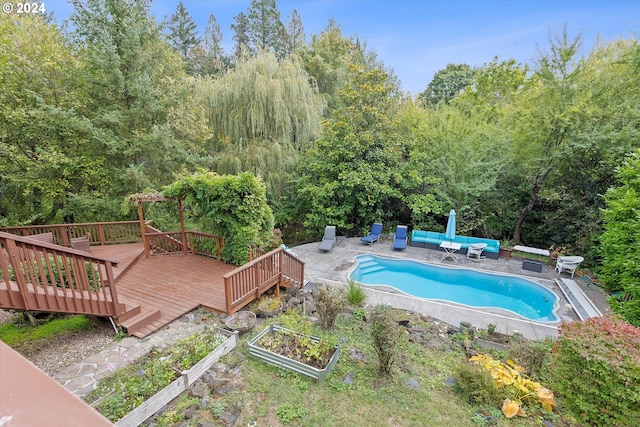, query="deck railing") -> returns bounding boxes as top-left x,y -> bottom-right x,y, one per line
144,225 -> 224,259
2,221 -> 144,247
0,231 -> 122,317
223,247 -> 305,314
2,222 -> 225,260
